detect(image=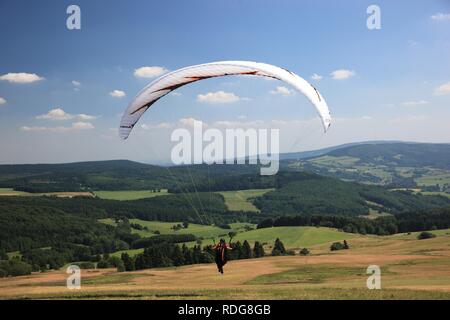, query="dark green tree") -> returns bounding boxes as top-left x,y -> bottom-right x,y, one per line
253,241 -> 265,258
171,245 -> 185,266
121,252 -> 135,271
272,238 -> 286,255
242,240 -> 253,259
182,244 -> 192,265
